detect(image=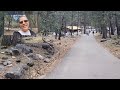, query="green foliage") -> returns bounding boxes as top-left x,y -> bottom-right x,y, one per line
2,11 -> 120,36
